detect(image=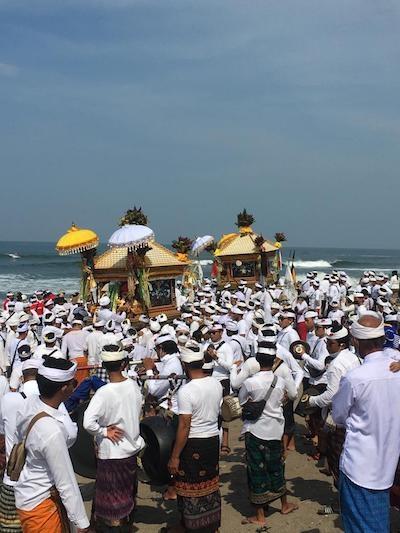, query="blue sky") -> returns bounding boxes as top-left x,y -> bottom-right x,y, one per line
1,0 -> 399,248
